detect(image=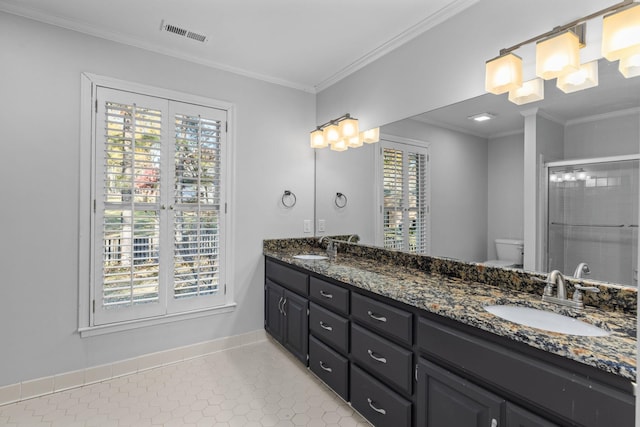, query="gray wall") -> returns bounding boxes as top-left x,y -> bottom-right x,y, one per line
564,111 -> 640,159
382,119 -> 488,263
0,12 -> 315,387
486,132 -> 524,261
